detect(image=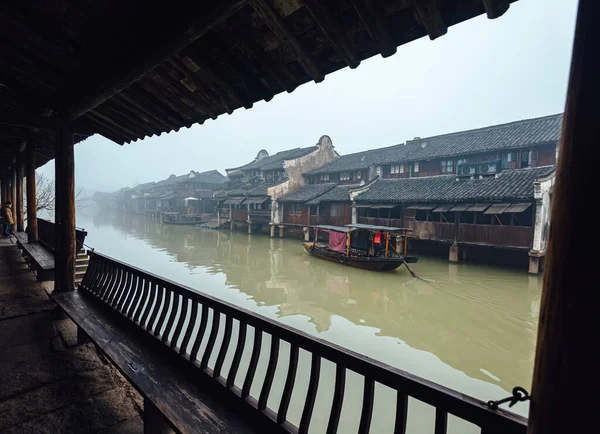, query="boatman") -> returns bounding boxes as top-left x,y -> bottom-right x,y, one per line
374,231 -> 384,256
